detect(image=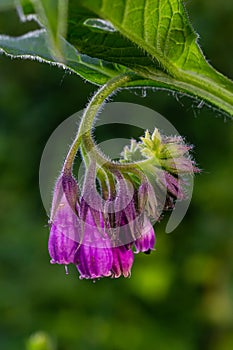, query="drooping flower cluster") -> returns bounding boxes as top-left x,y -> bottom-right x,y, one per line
49,171 -> 155,279
48,128 -> 199,280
